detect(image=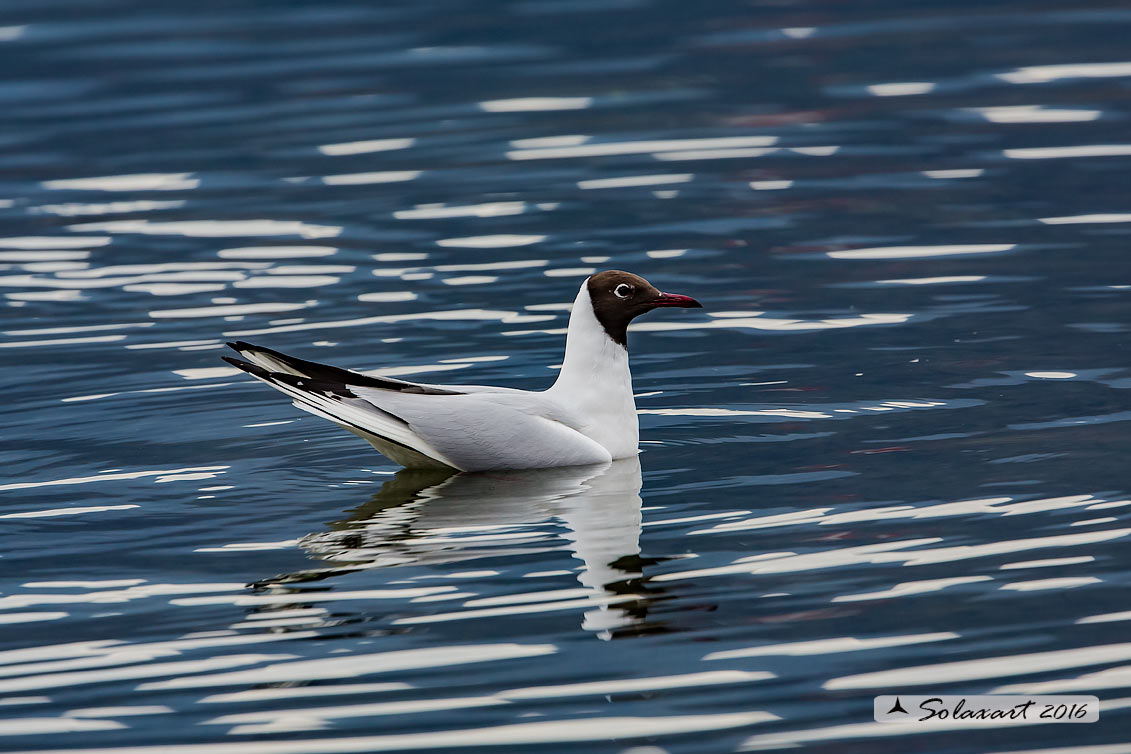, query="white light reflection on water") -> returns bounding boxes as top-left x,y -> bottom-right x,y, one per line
440,275 -> 496,285
4,713 -> 777,754
577,174 -> 692,189
223,308 -> 553,337
136,644 -> 557,691
633,311 -> 911,332
923,168 -> 984,178
0,250 -> 90,261
435,234 -> 545,248
0,719 -> 125,736
832,576 -> 993,601
67,220 -> 342,238
704,632 -> 958,660
506,135 -> 778,160
217,247 -> 337,259
0,614 -> 67,624
653,526 -> 1129,585
996,61 -> 1131,83
692,496 -> 1122,534
0,466 -> 228,492
317,138 -> 415,156
653,147 -> 777,160
1004,144 -> 1131,159
0,505 -> 140,519
32,200 -> 186,217
999,576 -> 1100,591
479,97 -> 592,112
199,683 -> 411,704
749,179 -> 792,190
824,642 -> 1131,689
827,244 -> 1015,259
321,171 -> 422,186
1039,213 -> 1131,224
0,334 -> 127,348
208,695 -> 510,735
394,202 -> 527,219
497,670 -> 772,698
867,82 -> 936,96
149,302 -> 314,319
0,237 -> 110,249
876,275 -> 988,285
970,105 -> 1101,123
41,173 -> 199,191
